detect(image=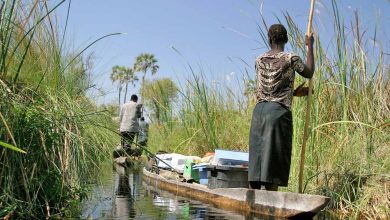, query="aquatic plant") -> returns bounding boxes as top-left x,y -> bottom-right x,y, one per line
148,0 -> 389,217
0,0 -> 118,218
